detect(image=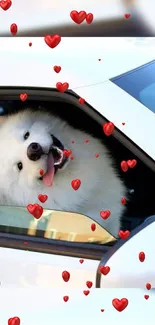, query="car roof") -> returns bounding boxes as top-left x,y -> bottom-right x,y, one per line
0,37 -> 155,161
